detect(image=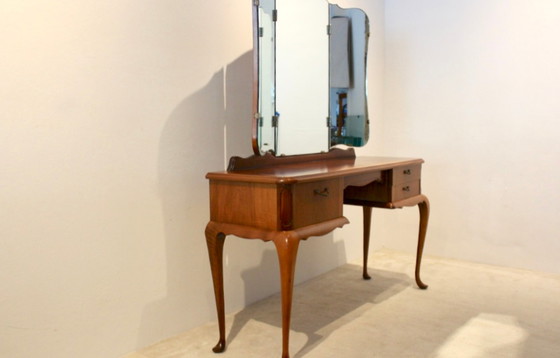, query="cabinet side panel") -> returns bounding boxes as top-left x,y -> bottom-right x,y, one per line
209,181 -> 279,230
